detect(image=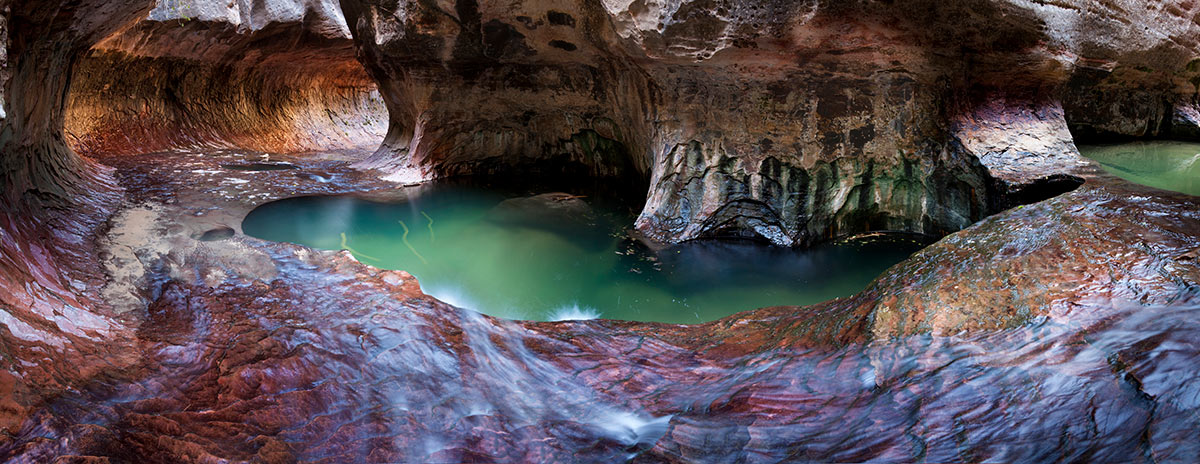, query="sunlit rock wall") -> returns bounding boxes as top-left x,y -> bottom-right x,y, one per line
63,0 -> 387,156
0,0 -> 153,206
